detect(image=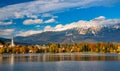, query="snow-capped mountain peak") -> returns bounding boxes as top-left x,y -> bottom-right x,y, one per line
46,16 -> 120,35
